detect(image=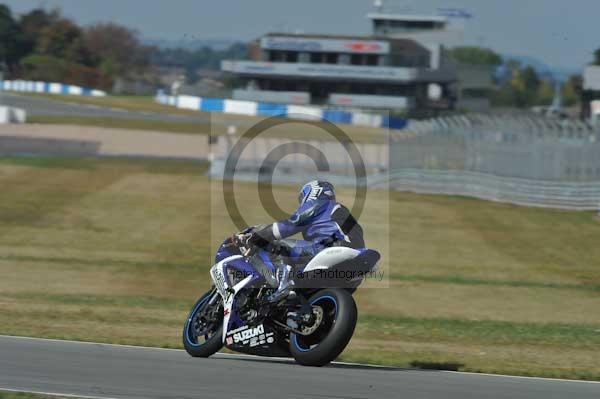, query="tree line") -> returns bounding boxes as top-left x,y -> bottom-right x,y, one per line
0,3 -> 249,91
449,46 -> 584,108
0,5 -> 154,89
